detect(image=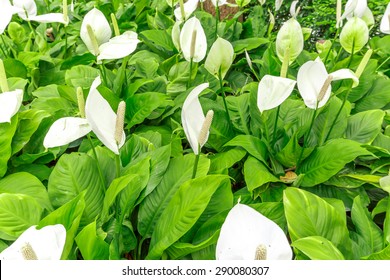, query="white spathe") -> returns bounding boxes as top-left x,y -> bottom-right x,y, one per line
172,21 -> 181,51
180,17 -> 207,63
80,8 -> 112,56
43,117 -> 91,149
0,0 -> 17,34
174,0 -> 199,22
181,83 -> 209,155
97,31 -> 140,61
13,0 -> 68,24
257,75 -> 296,113
216,203 -> 292,260
380,3 -> 390,34
297,57 -> 359,109
0,89 -> 23,123
0,224 -> 66,260
85,76 -> 125,155
276,17 -> 304,64
204,37 -> 234,80
211,0 -> 227,6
